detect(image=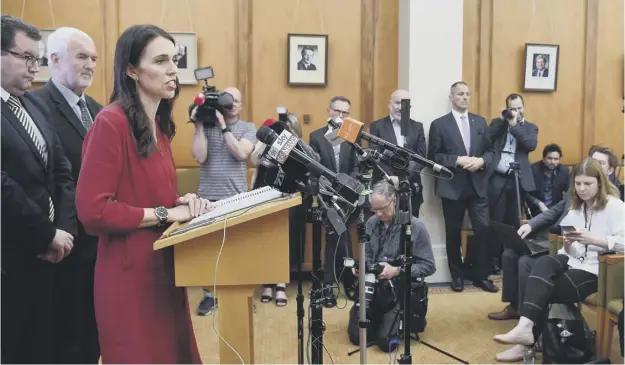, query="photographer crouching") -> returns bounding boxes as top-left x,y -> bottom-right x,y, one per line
347,181 -> 436,352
